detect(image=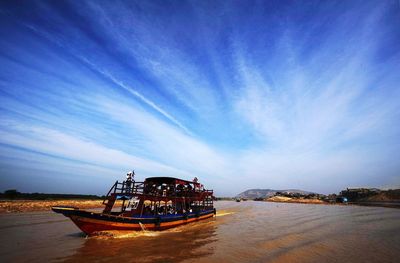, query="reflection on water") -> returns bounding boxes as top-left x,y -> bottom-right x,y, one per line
0,201 -> 399,262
